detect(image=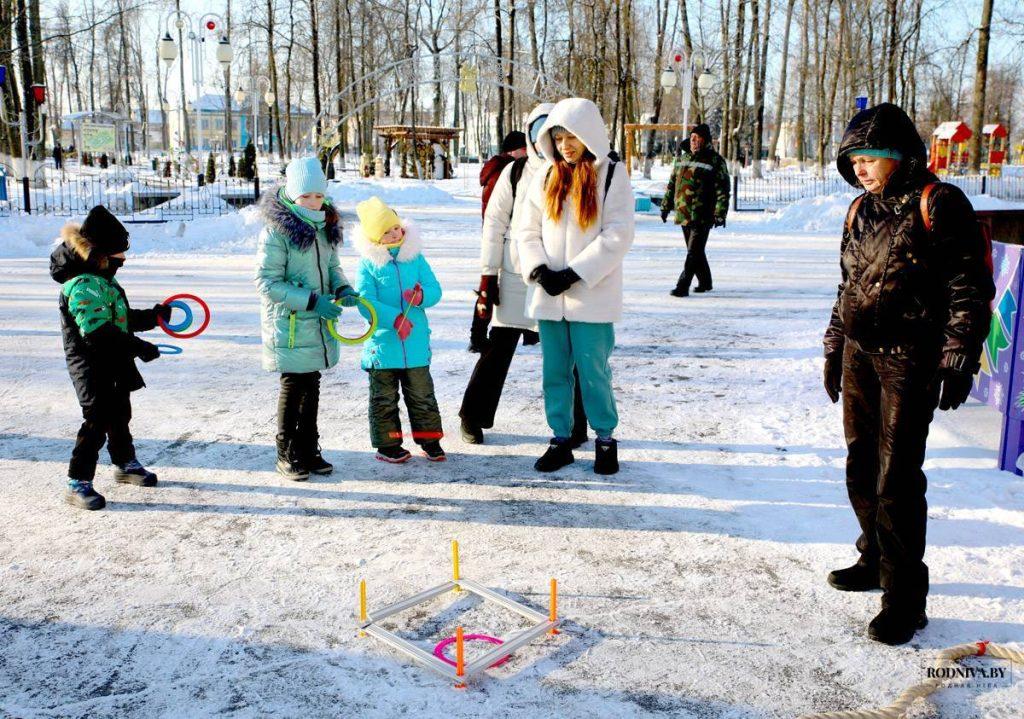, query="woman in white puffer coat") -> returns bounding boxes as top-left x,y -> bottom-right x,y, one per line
513,97 -> 635,475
